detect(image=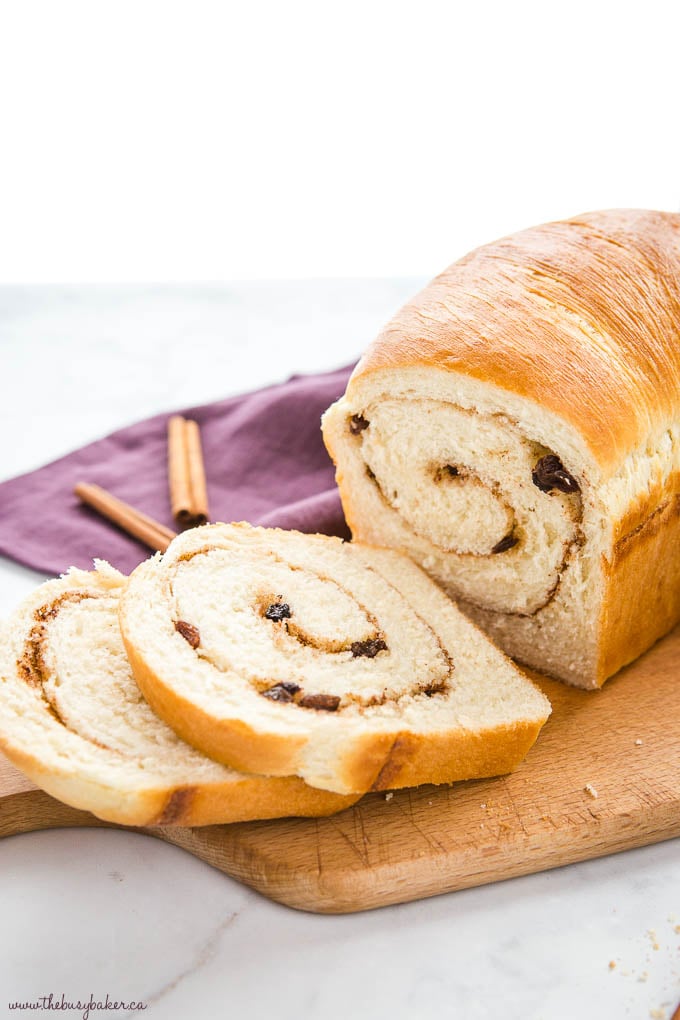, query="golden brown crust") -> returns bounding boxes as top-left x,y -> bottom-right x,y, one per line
145,774 -> 358,826
333,730 -> 406,794
0,715 -> 358,828
368,720 -> 546,791
120,525 -> 551,792
611,475 -> 680,550
124,632 -> 547,795
369,734 -> 420,790
0,567 -> 359,828
597,477 -> 680,684
125,631 -> 406,793
348,209 -> 680,472
155,786 -> 197,825
122,635 -> 308,777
